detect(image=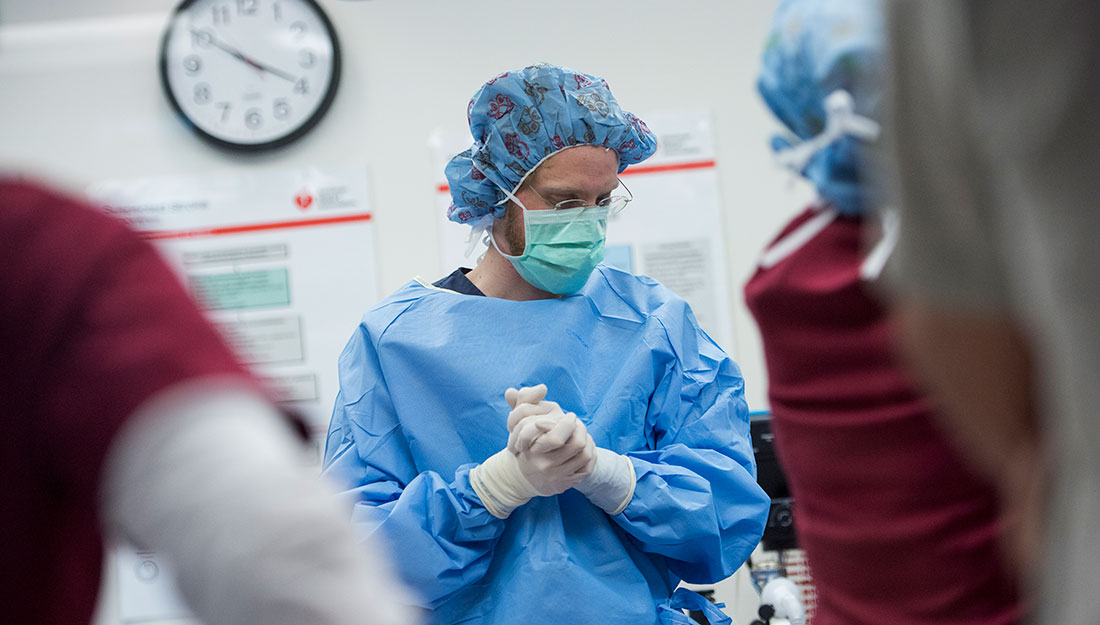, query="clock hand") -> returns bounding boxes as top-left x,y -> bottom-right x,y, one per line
193,29 -> 263,72
250,60 -> 297,82
192,28 -> 297,82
